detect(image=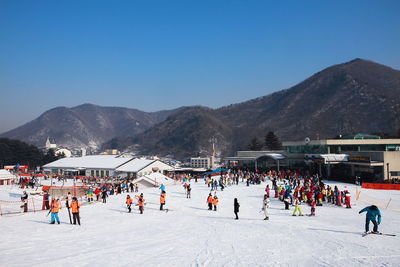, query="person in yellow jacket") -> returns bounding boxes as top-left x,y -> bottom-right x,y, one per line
292,197 -> 304,216
213,195 -> 219,211
160,191 -> 166,210
69,197 -> 81,225
50,198 -> 61,224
